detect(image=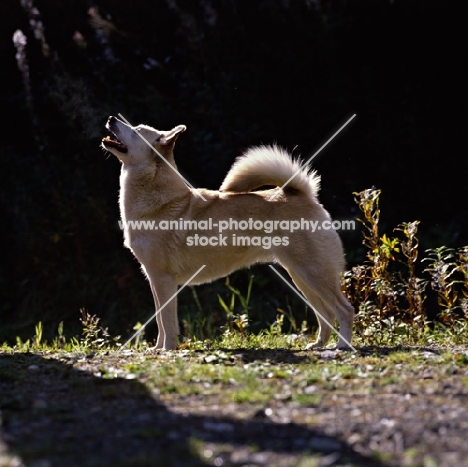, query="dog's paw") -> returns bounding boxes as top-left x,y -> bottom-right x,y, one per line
147,344 -> 176,352
305,340 -> 323,350
335,341 -> 353,351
